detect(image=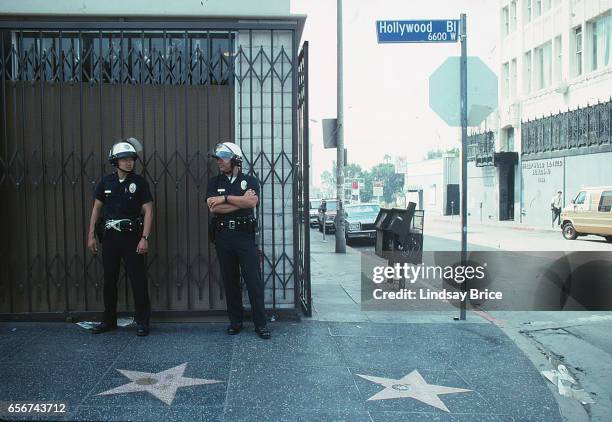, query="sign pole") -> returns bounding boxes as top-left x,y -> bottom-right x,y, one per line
375,15 -> 494,321
459,13 -> 468,321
